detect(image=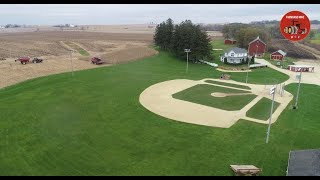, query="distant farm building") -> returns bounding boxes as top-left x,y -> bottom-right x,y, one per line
288,65 -> 315,72
270,50 -> 286,60
220,47 -> 248,64
248,36 -> 266,58
286,149 -> 320,176
224,39 -> 237,45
